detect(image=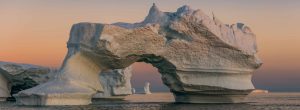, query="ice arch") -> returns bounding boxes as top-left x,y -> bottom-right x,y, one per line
15,4 -> 261,105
